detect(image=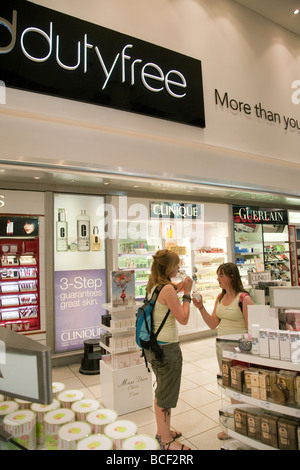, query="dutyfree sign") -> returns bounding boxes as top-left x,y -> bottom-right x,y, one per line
0,0 -> 205,128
